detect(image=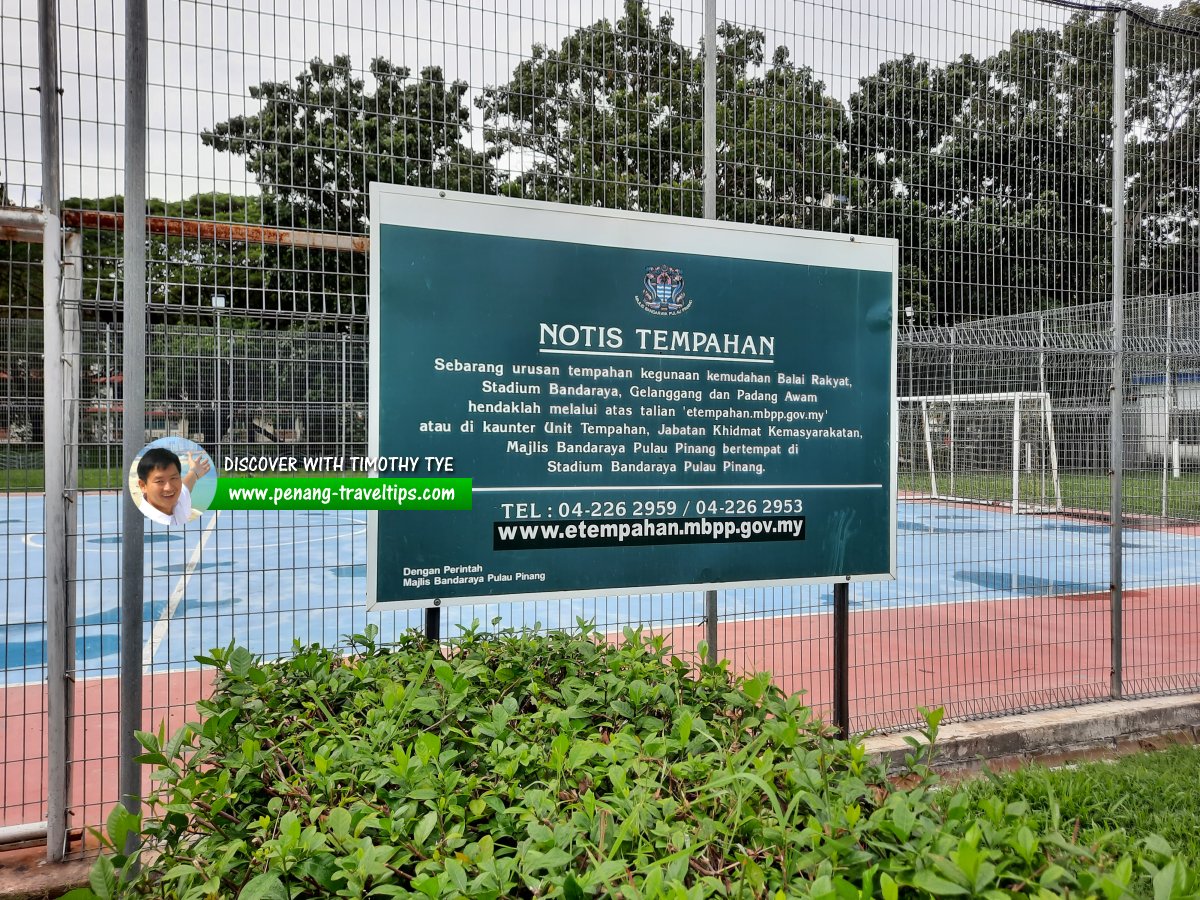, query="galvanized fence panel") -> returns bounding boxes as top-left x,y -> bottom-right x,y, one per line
4,0 -> 1200,838
1119,4 -> 1200,698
